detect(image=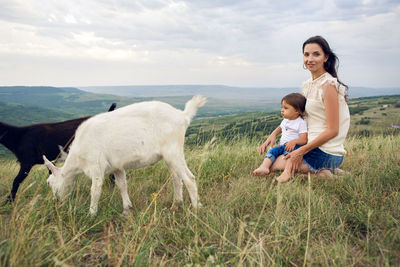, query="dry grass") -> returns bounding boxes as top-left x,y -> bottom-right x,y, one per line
0,135 -> 399,266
